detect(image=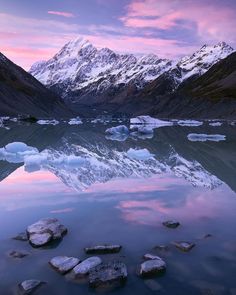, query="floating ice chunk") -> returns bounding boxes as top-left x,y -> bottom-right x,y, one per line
106,133 -> 129,141
209,122 -> 223,127
68,117 -> 82,125
177,120 -> 203,126
0,142 -> 39,163
187,133 -> 226,142
37,119 -> 59,125
127,148 -> 154,160
131,116 -> 173,127
105,125 -> 129,135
